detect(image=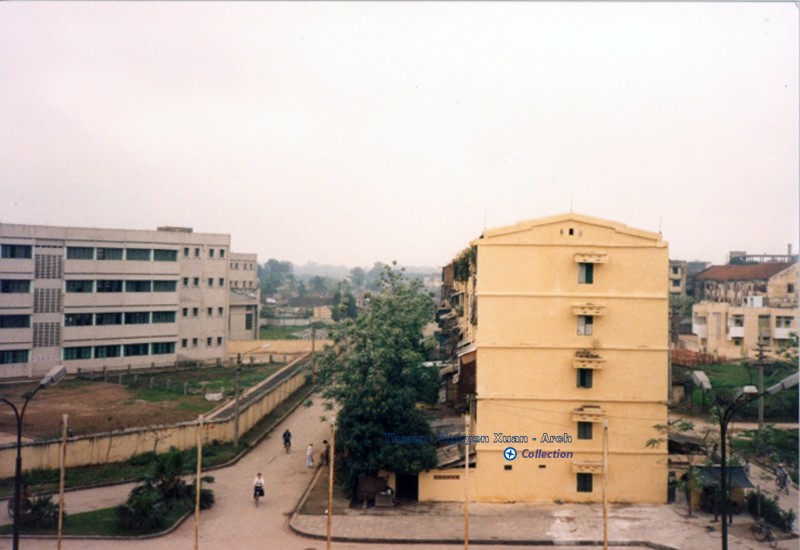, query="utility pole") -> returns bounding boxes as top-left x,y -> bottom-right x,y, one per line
233,355 -> 242,449
464,395 -> 473,550
326,421 -> 335,550
195,415 -> 204,550
57,414 -> 68,550
602,418 -> 609,550
755,339 -> 767,435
